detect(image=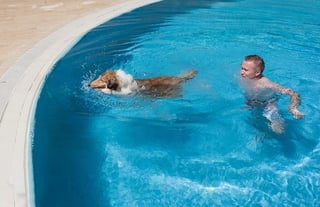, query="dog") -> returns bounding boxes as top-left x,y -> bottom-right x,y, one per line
88,69 -> 197,97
